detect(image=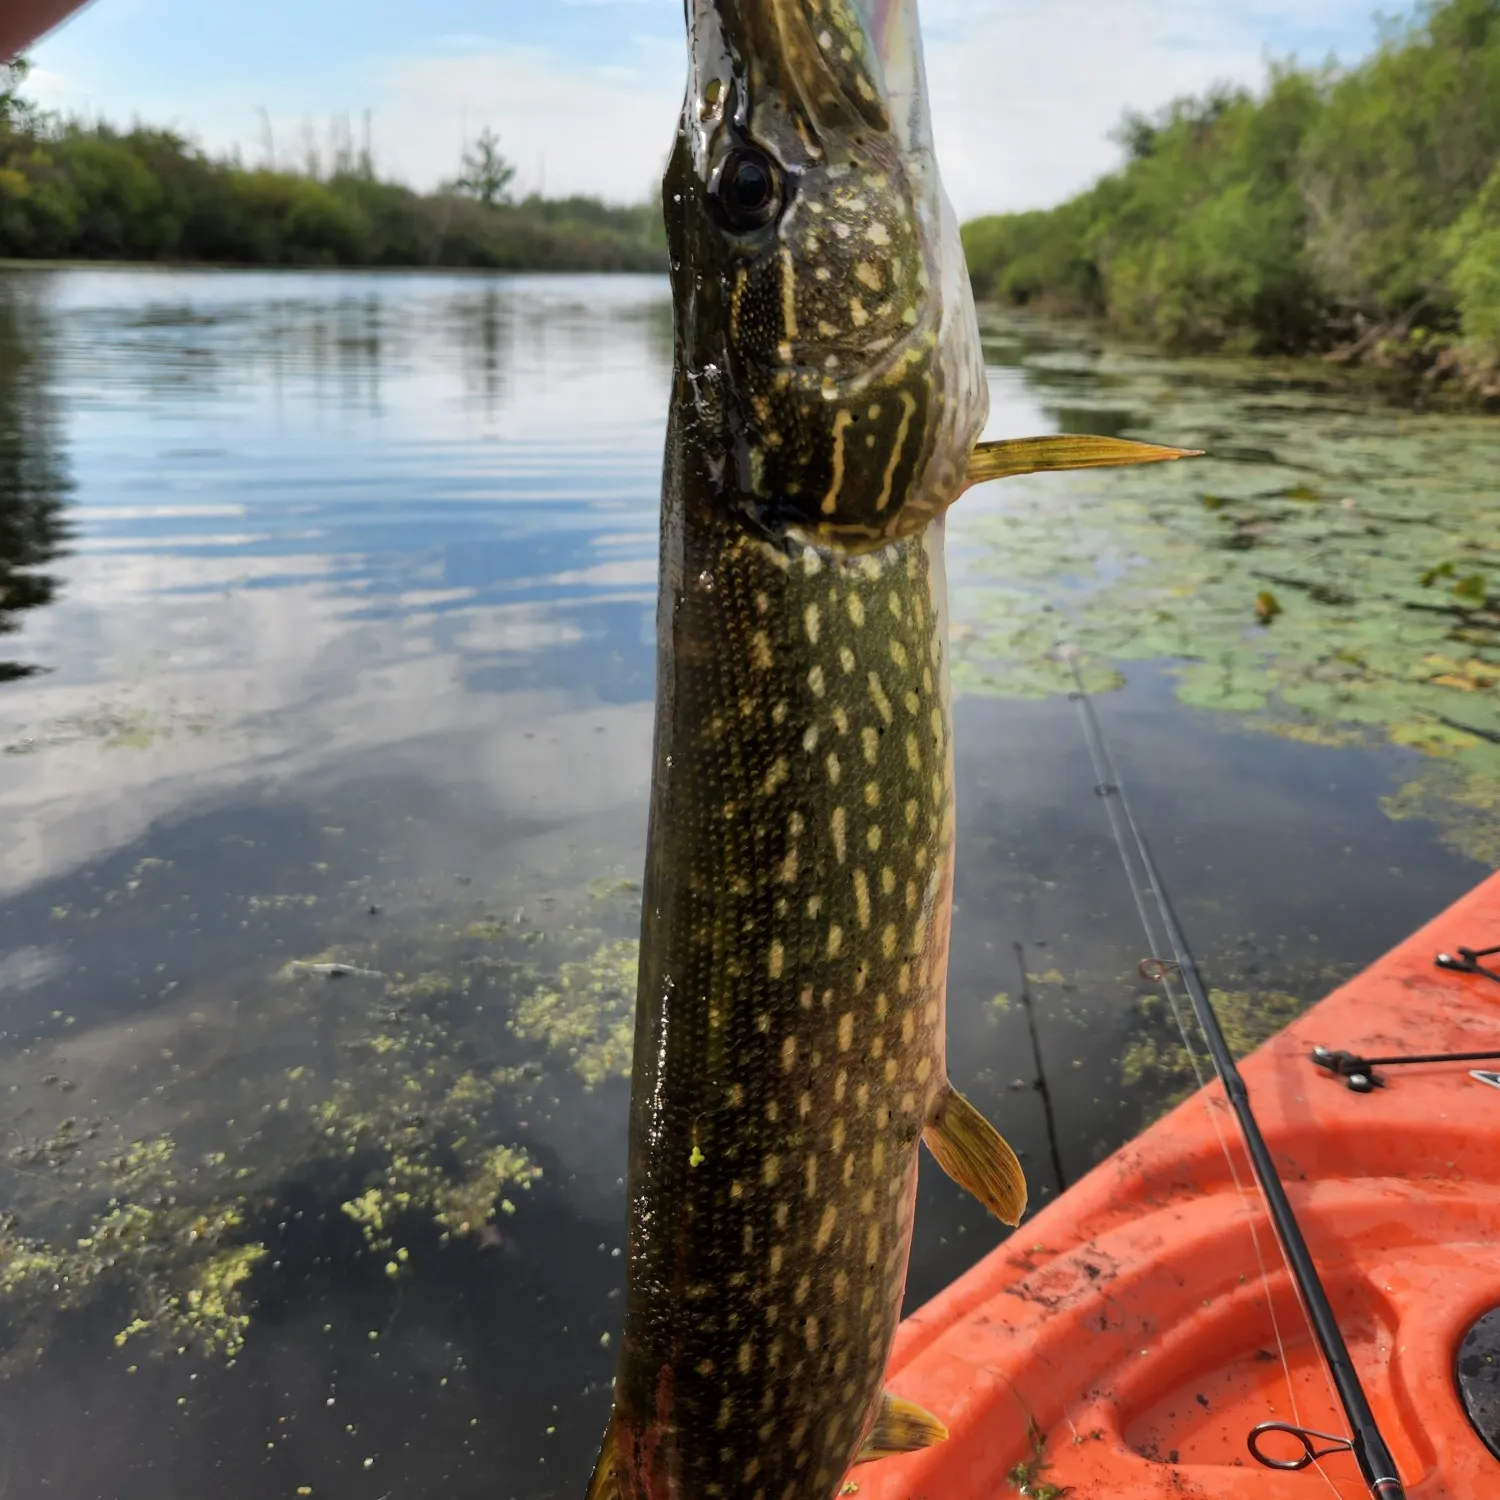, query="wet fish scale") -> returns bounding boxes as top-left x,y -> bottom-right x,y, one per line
621,488 -> 952,1498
